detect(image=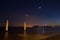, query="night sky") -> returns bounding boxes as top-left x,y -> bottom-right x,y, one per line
0,0 -> 60,27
